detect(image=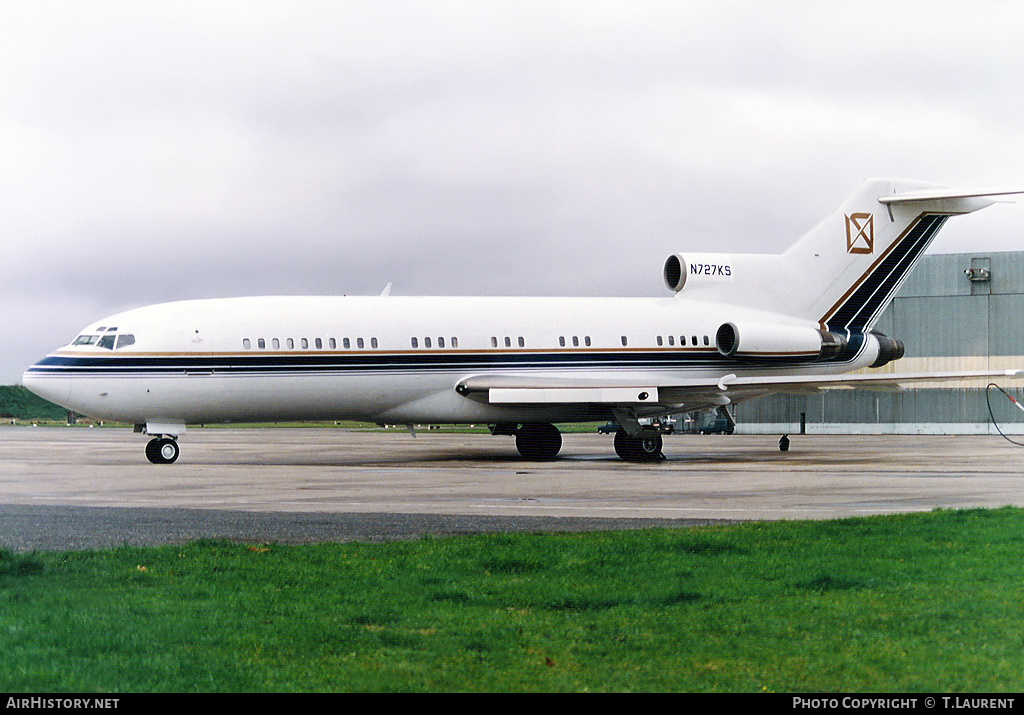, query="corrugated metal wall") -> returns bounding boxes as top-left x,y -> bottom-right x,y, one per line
734,251 -> 1024,434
